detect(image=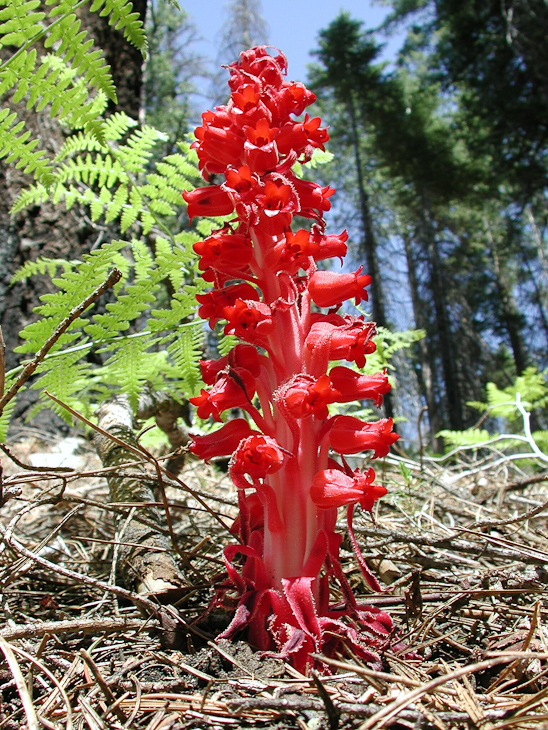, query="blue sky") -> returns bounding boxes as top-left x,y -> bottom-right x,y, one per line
187,0 -> 401,95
